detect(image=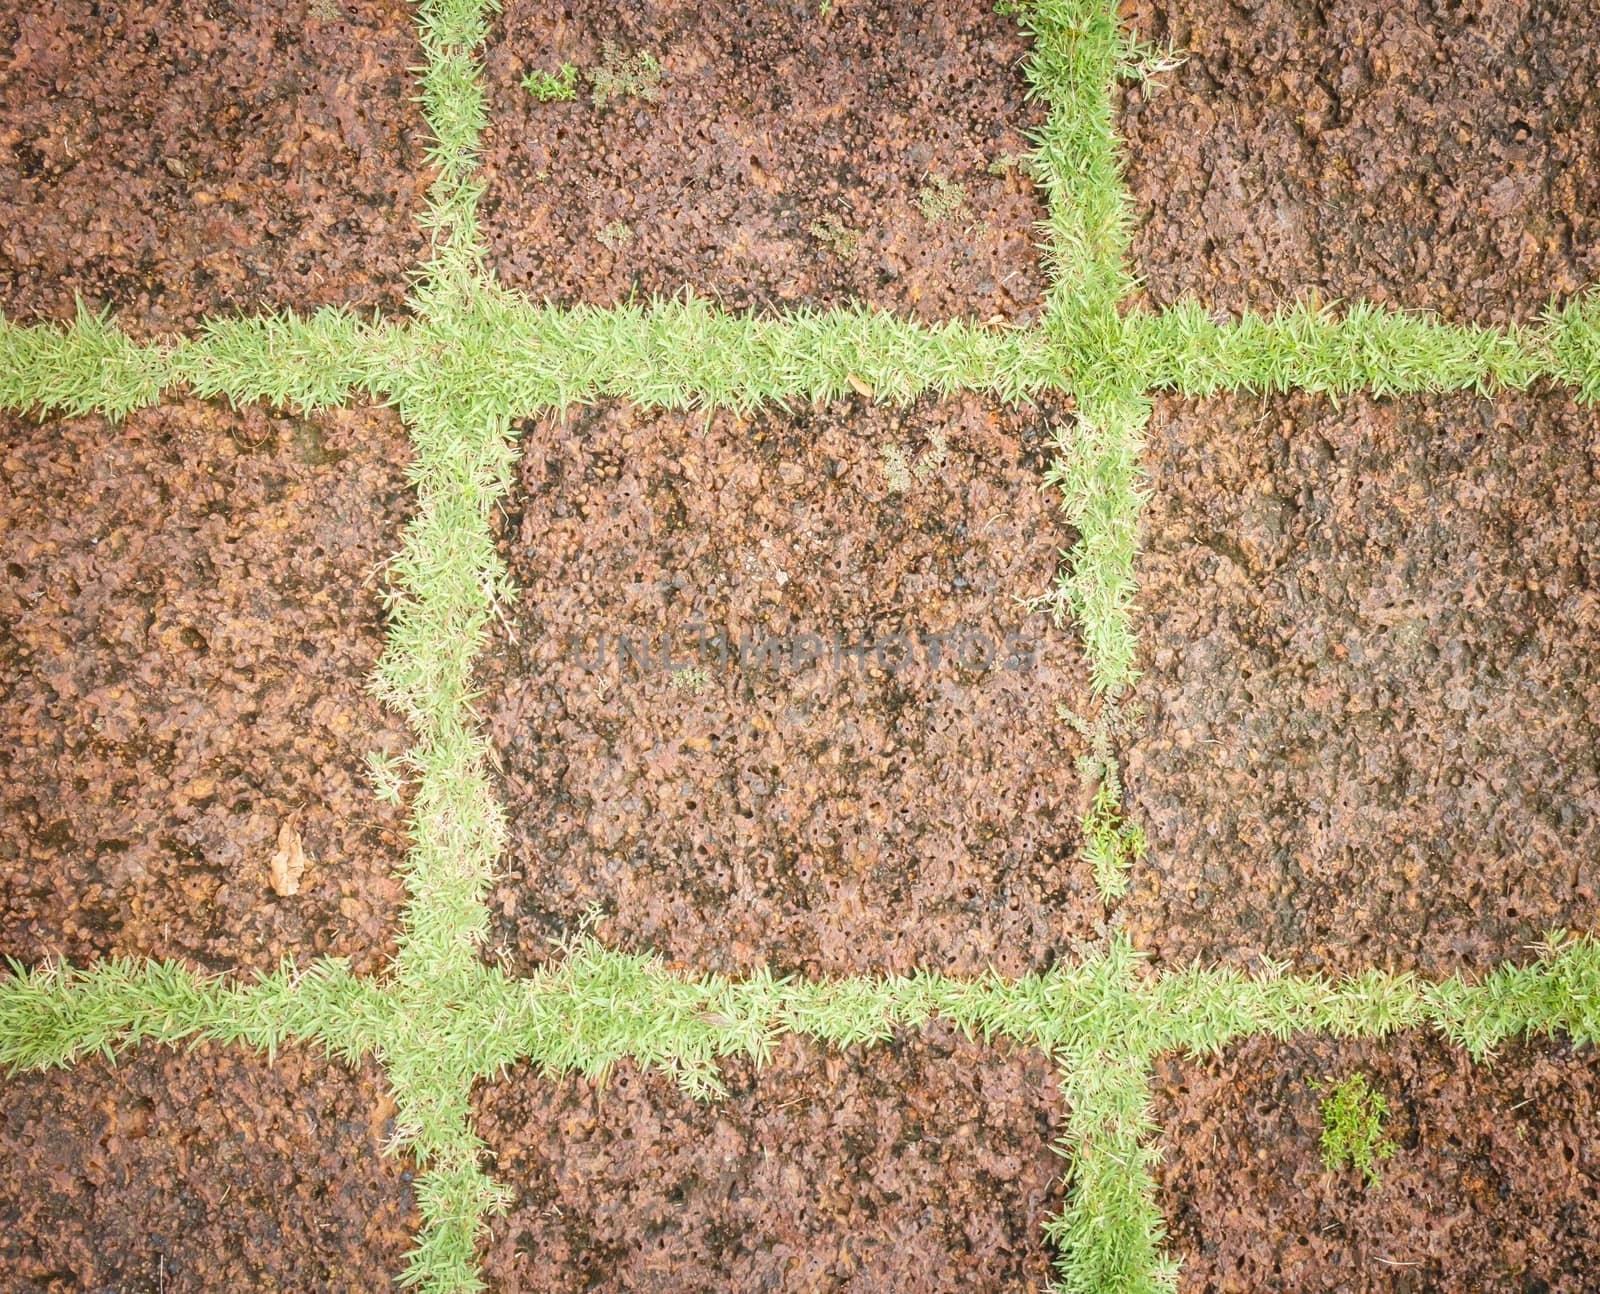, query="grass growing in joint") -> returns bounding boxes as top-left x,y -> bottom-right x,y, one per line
1009,0 -> 1141,321
0,302 -> 173,419
1011,0 -> 1158,751
1029,390 -> 1150,696
0,302 -> 405,420
1131,297 -> 1547,396
1544,289 -> 1600,401
1049,1051 -> 1177,1294
3,0 -> 1600,1287
380,1 -> 526,1287
1060,702 -> 1146,901
0,957 -> 392,1071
